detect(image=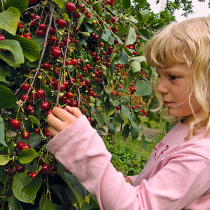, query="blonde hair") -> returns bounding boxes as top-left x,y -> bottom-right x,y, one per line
144,17 -> 210,139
